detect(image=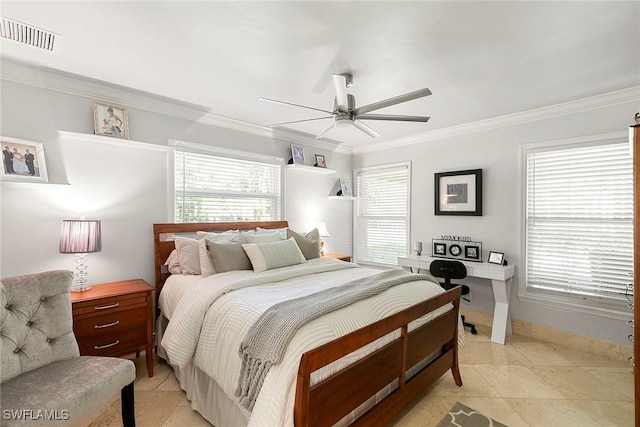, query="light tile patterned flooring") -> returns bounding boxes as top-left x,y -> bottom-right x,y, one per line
89,325 -> 634,426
